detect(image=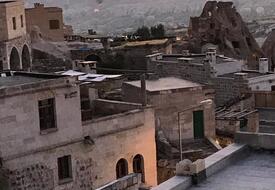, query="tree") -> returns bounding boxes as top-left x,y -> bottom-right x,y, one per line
150,24 -> 165,38
134,26 -> 151,40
